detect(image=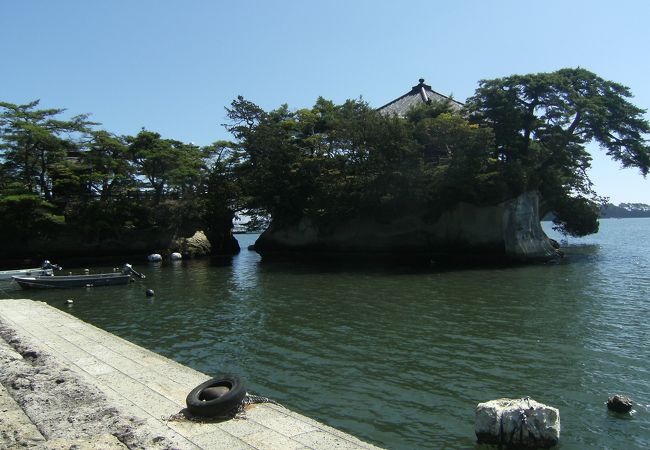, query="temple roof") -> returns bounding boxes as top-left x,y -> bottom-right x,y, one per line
377,78 -> 464,117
